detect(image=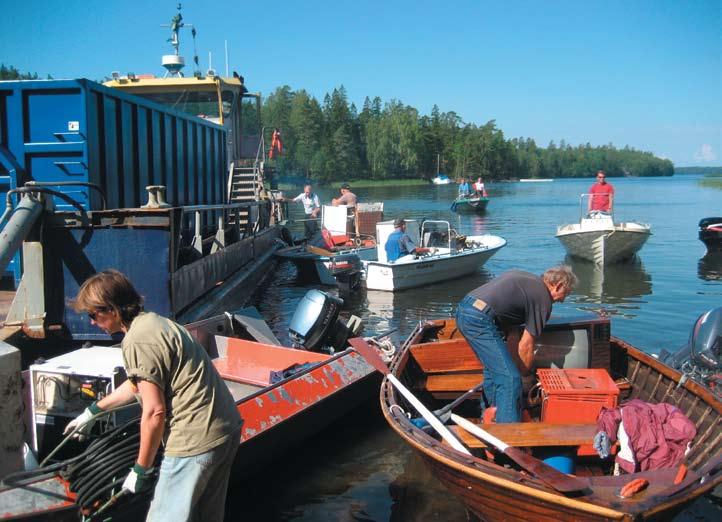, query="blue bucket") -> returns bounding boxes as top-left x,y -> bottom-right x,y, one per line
534,447 -> 577,474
